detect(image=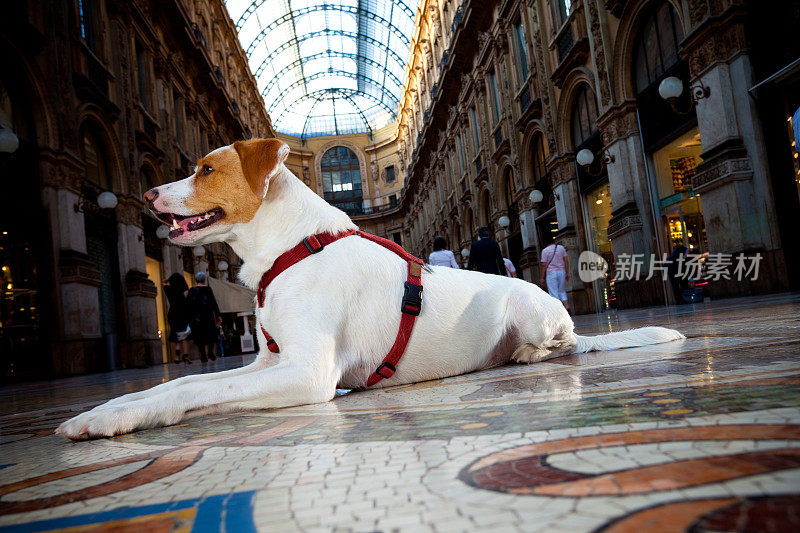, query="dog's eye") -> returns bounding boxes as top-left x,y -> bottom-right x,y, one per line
201,165 -> 213,175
